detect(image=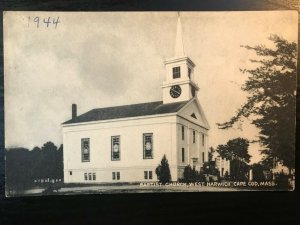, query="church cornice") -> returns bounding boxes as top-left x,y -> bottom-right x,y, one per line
177,114 -> 209,130
62,112 -> 178,128
164,56 -> 195,67
161,80 -> 199,90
